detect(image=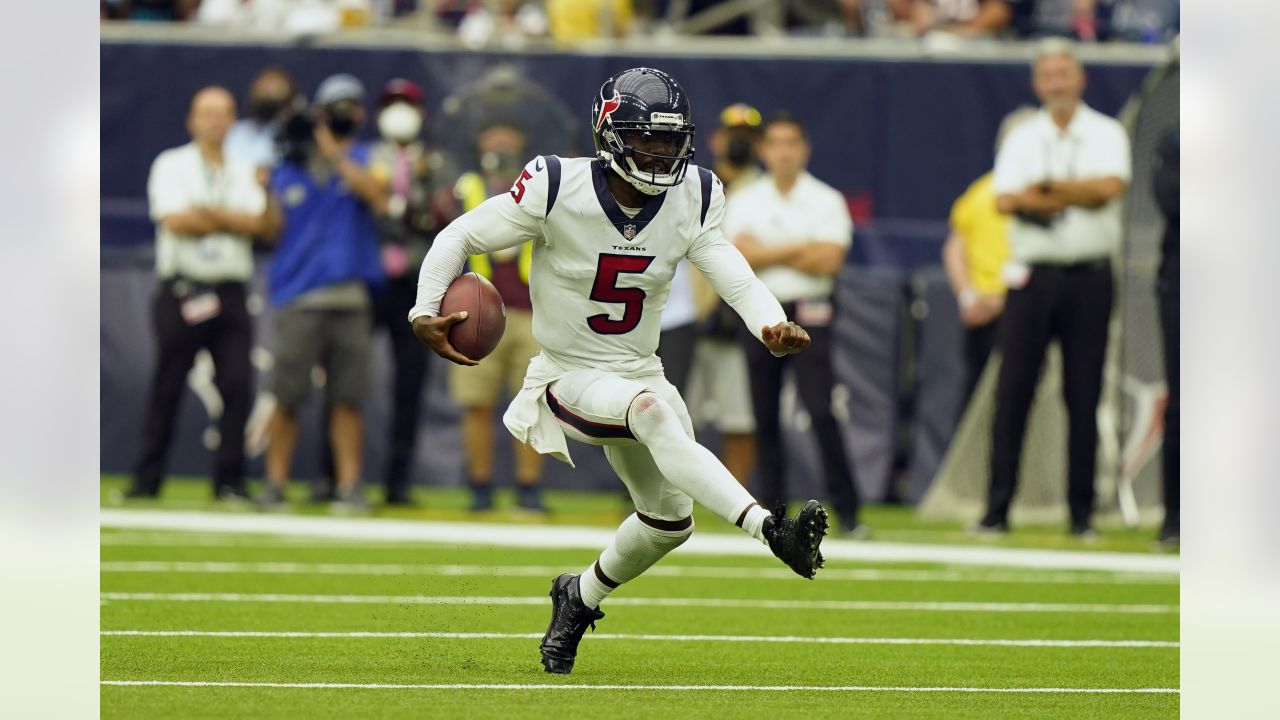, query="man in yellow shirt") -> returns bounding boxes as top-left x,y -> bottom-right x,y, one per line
547,0 -> 634,41
943,107 -> 1036,402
